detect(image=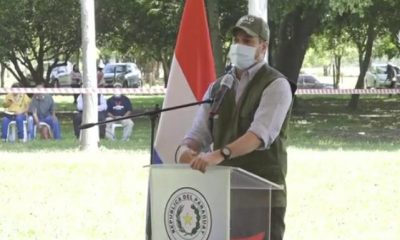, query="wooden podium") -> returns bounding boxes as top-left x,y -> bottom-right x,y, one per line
148,164 -> 283,240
